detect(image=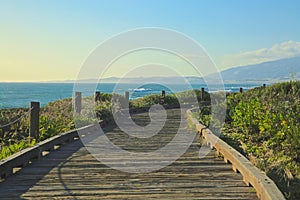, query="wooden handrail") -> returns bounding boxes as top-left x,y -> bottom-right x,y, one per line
0,122 -> 101,181
186,109 -> 285,200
